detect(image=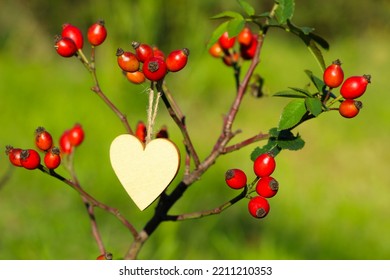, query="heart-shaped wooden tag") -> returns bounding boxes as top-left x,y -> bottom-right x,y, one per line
109,134 -> 180,210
